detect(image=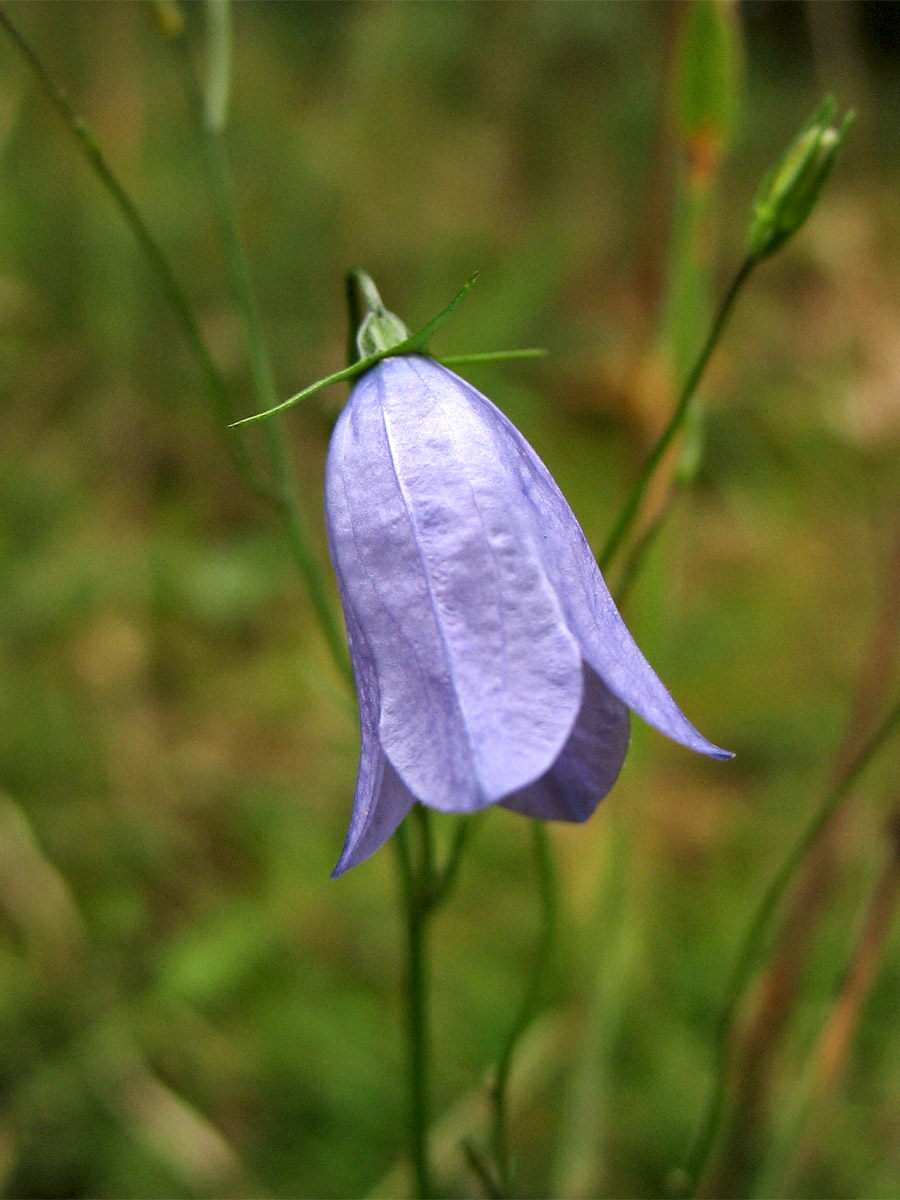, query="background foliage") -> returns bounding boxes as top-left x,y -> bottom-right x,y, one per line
2,3 -> 900,1196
